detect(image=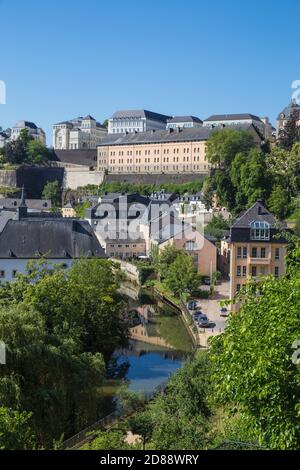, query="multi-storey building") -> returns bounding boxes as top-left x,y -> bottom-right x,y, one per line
166,116 -> 203,129
203,113 -> 272,139
97,124 -> 262,175
276,99 -> 300,138
108,109 -> 171,134
6,121 -> 46,145
229,201 -> 287,311
53,115 -> 107,150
